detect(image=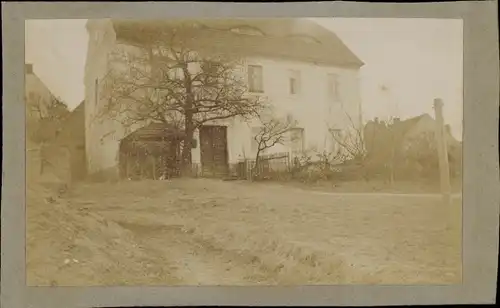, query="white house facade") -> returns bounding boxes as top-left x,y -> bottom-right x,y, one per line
84,19 -> 364,179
